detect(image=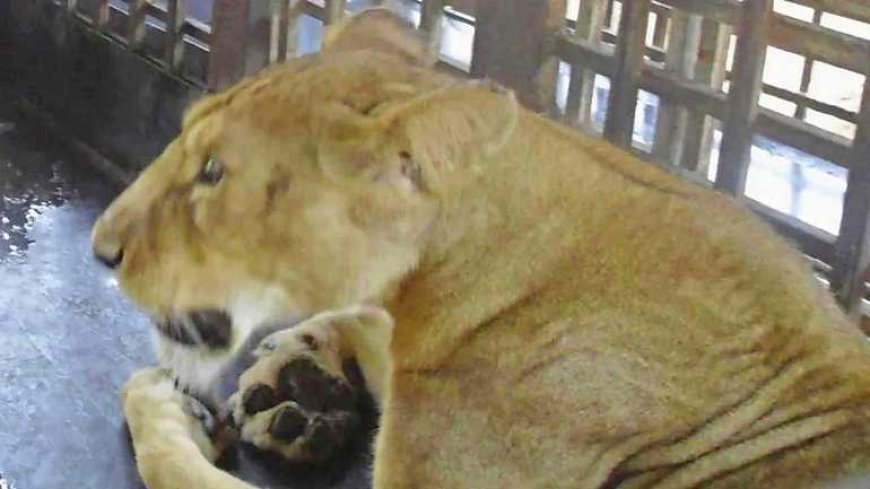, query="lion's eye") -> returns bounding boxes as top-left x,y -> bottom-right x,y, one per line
198,157 -> 224,185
